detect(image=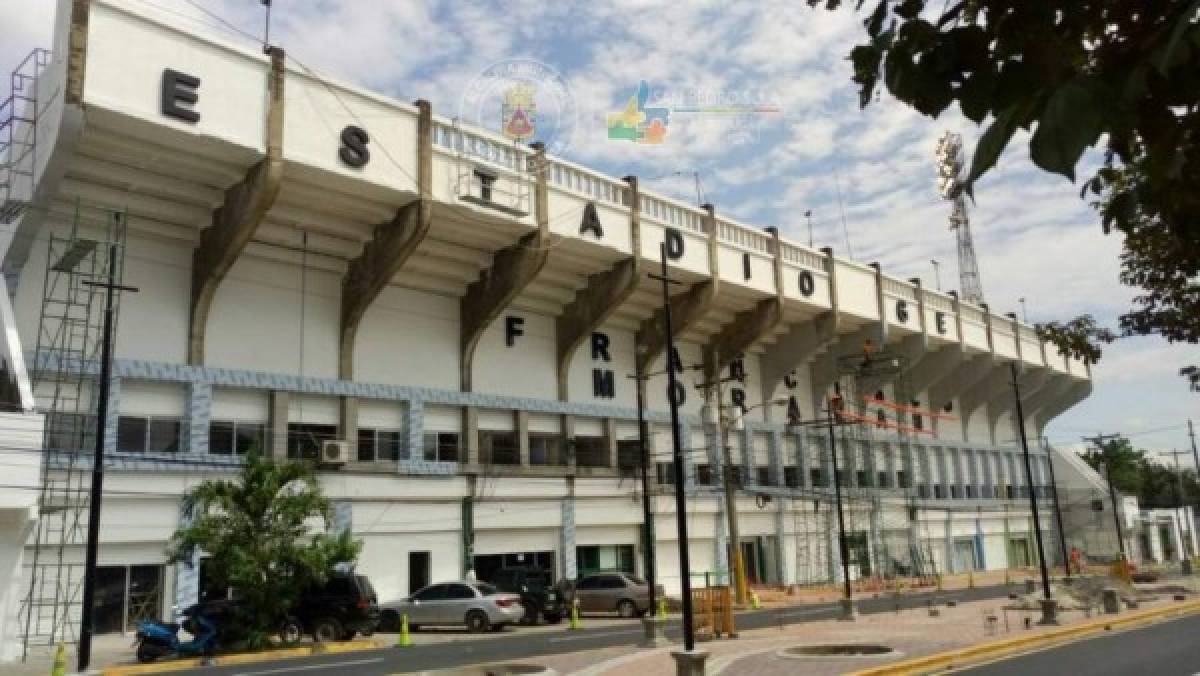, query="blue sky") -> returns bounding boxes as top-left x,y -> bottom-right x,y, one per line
3,0 -> 1197,458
